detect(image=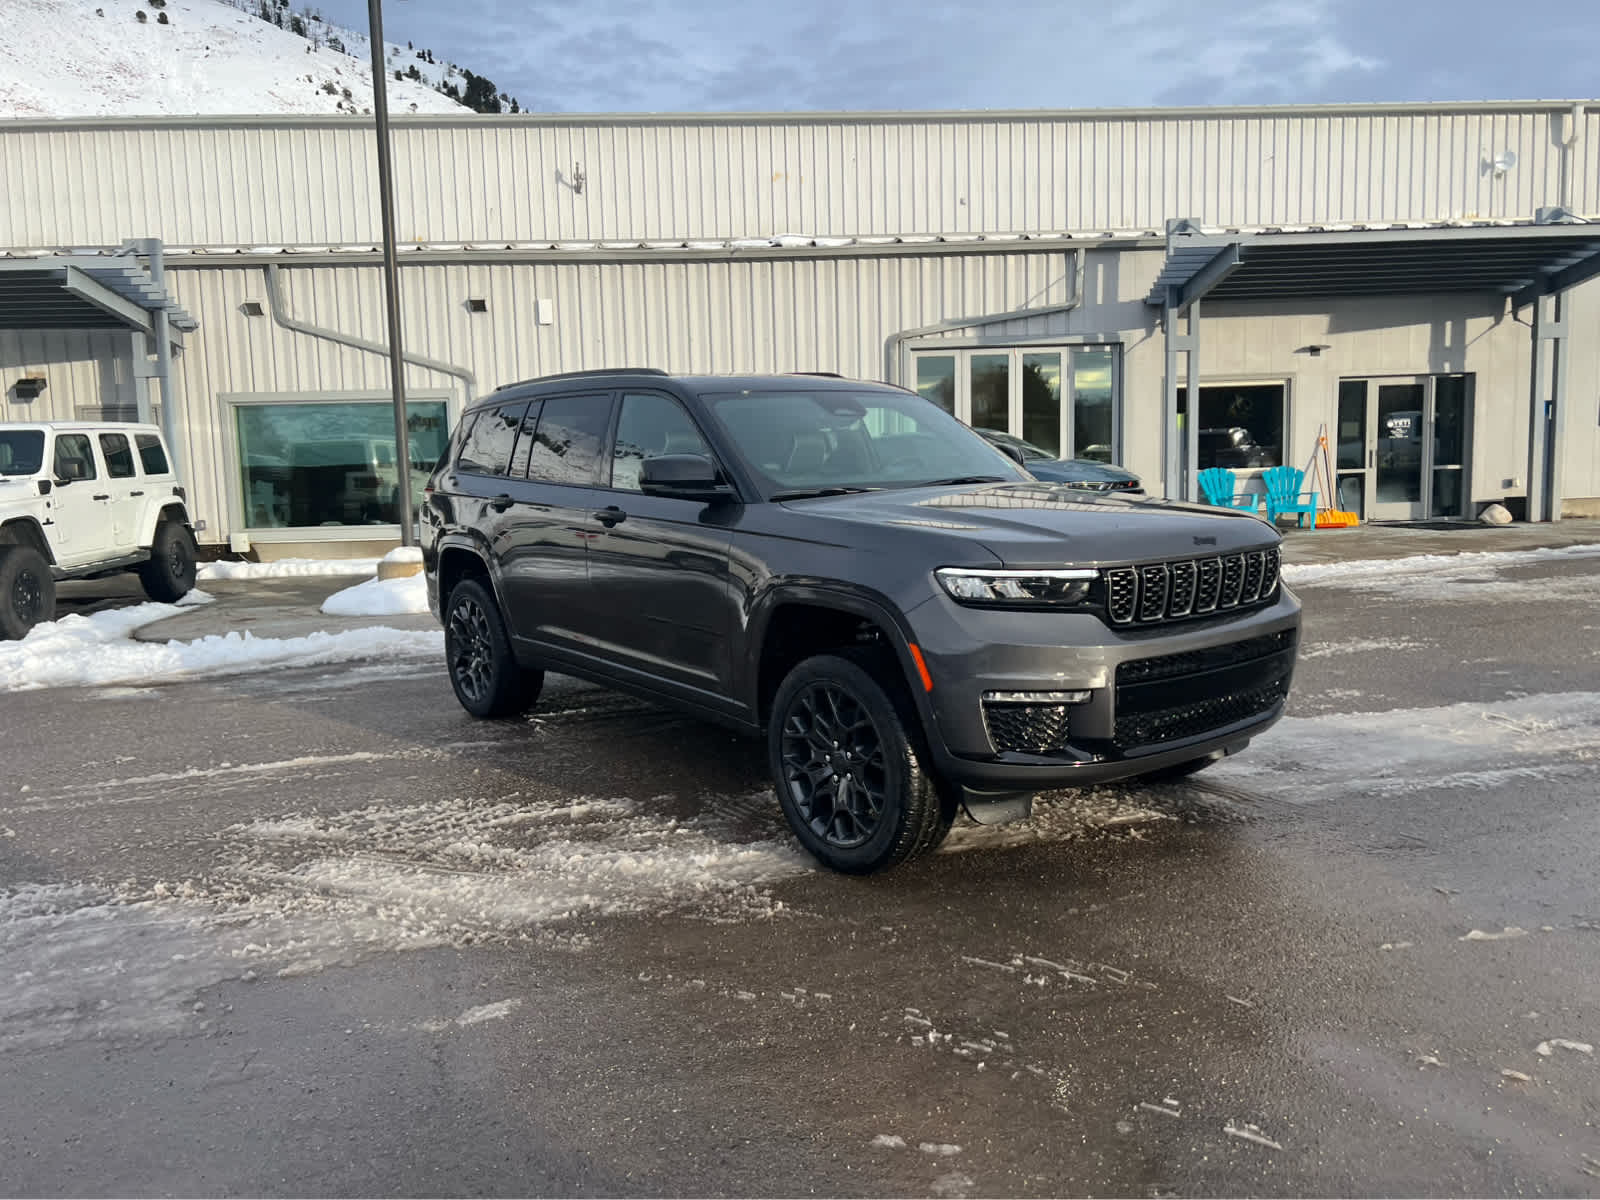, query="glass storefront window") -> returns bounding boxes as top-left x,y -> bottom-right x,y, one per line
237,400 -> 449,529
915,356 -> 956,414
1072,348 -> 1115,462
1021,353 -> 1061,456
970,354 -> 1009,433
1178,384 -> 1285,470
